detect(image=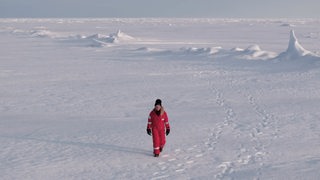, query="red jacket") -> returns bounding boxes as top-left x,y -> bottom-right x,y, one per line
147,108 -> 170,130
